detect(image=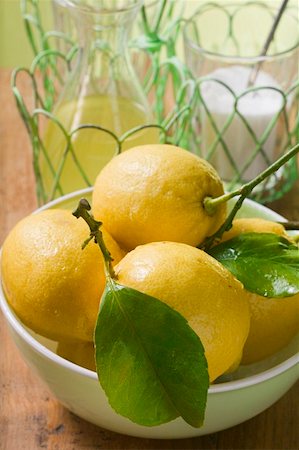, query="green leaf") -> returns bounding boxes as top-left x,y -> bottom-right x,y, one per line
94,280 -> 209,428
209,233 -> 299,298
